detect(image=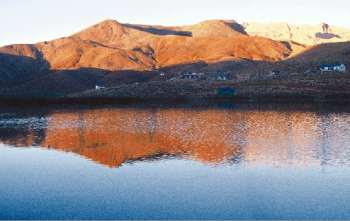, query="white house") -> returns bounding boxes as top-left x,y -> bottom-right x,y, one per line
320,63 -> 346,73
95,85 -> 106,90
